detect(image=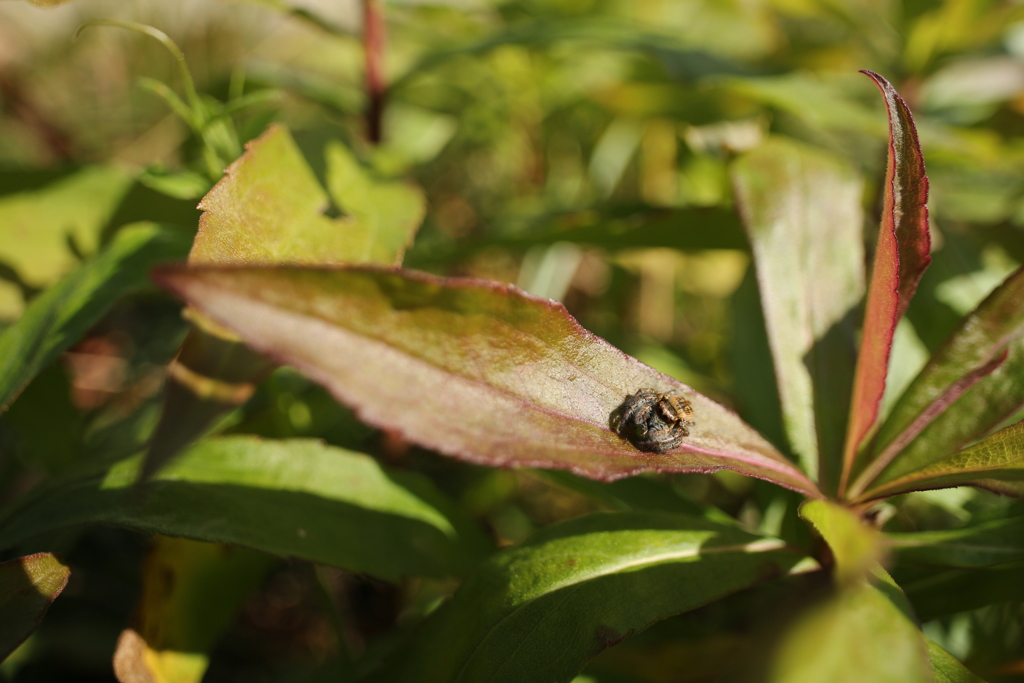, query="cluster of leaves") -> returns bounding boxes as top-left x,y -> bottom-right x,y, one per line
0,1 -> 1023,682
